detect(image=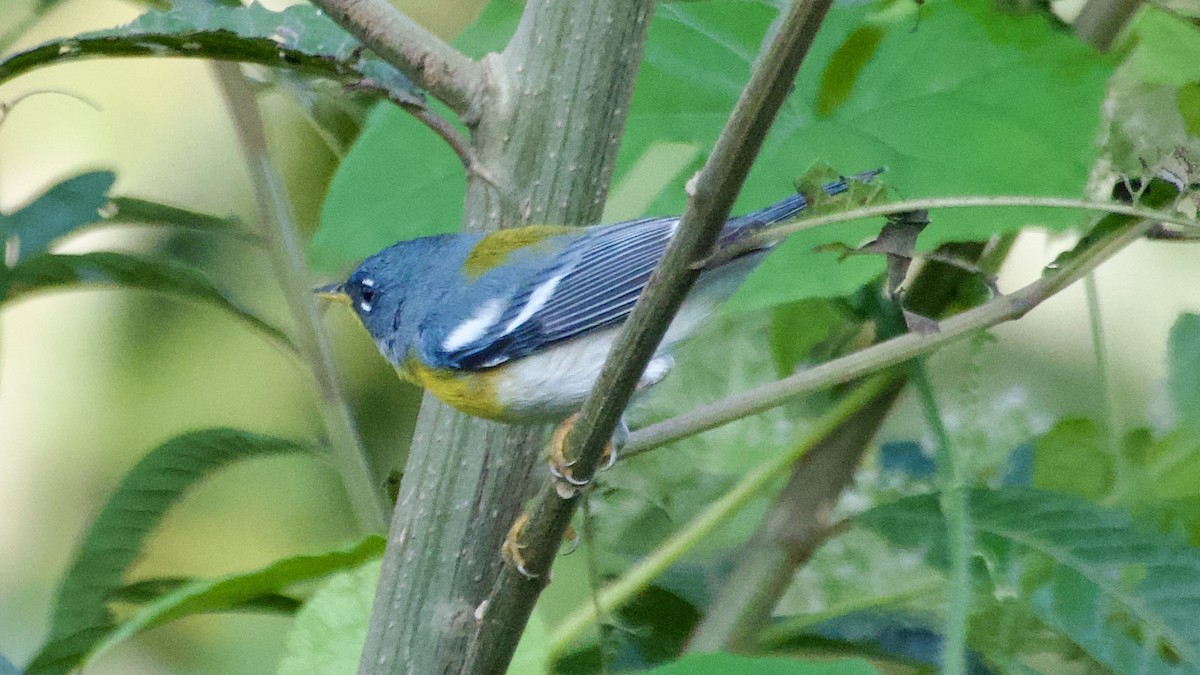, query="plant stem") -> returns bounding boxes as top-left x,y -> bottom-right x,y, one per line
912,360 -> 970,675
1084,271 -> 1130,504
756,579 -> 943,649
685,376 -> 905,652
1074,0 -> 1143,51
546,375 -> 898,660
470,3 -> 837,670
730,195 -> 1197,257
624,218 -> 1160,457
356,1 -> 654,672
212,63 -> 387,533
307,0 -> 482,115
